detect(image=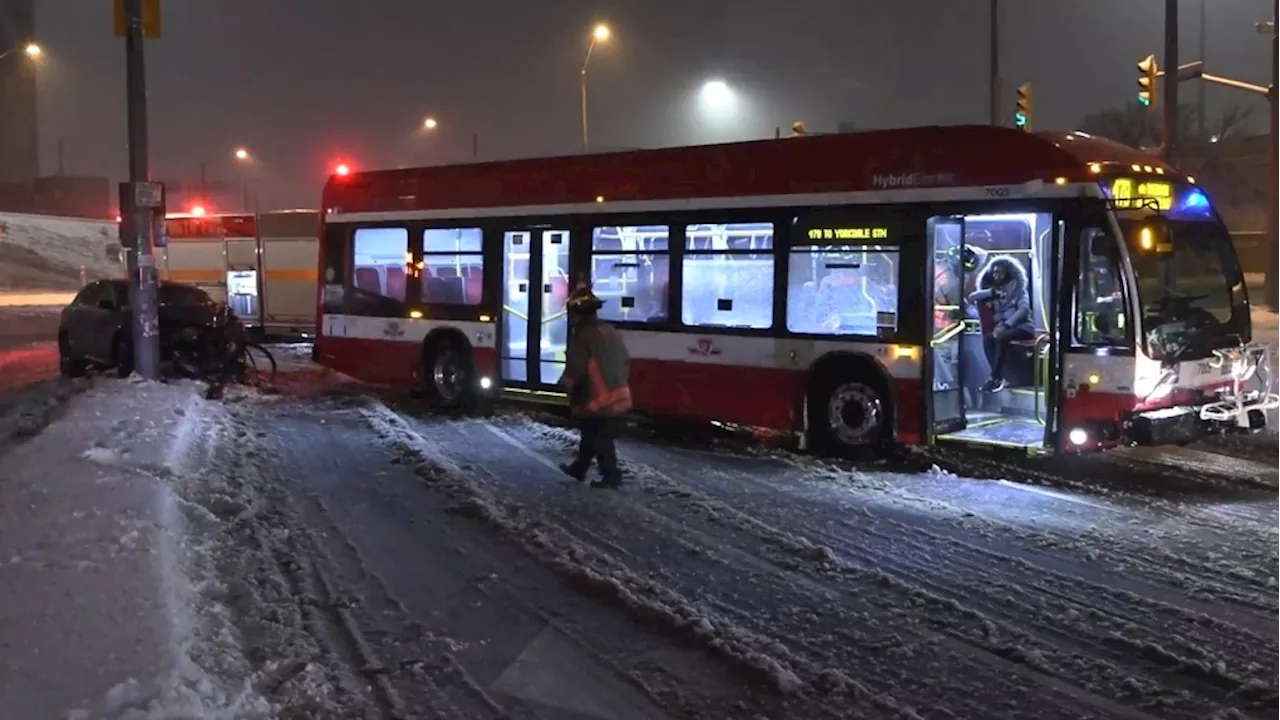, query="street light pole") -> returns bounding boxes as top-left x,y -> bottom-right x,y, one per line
581,24 -> 610,152
1198,0 -> 1207,139
1163,0 -> 1179,162
1264,14 -> 1279,310
989,0 -> 1001,126
123,0 -> 161,379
